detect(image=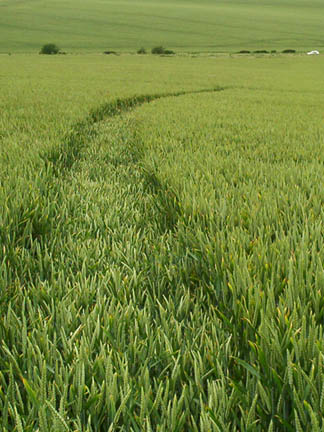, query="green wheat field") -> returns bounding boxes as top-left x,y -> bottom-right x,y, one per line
1,1 -> 324,431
